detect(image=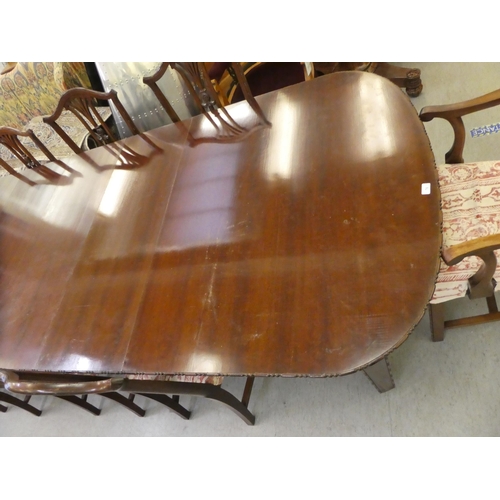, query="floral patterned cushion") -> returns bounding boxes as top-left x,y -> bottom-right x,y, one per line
431,161 -> 500,304
0,62 -> 91,129
127,373 -> 224,386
